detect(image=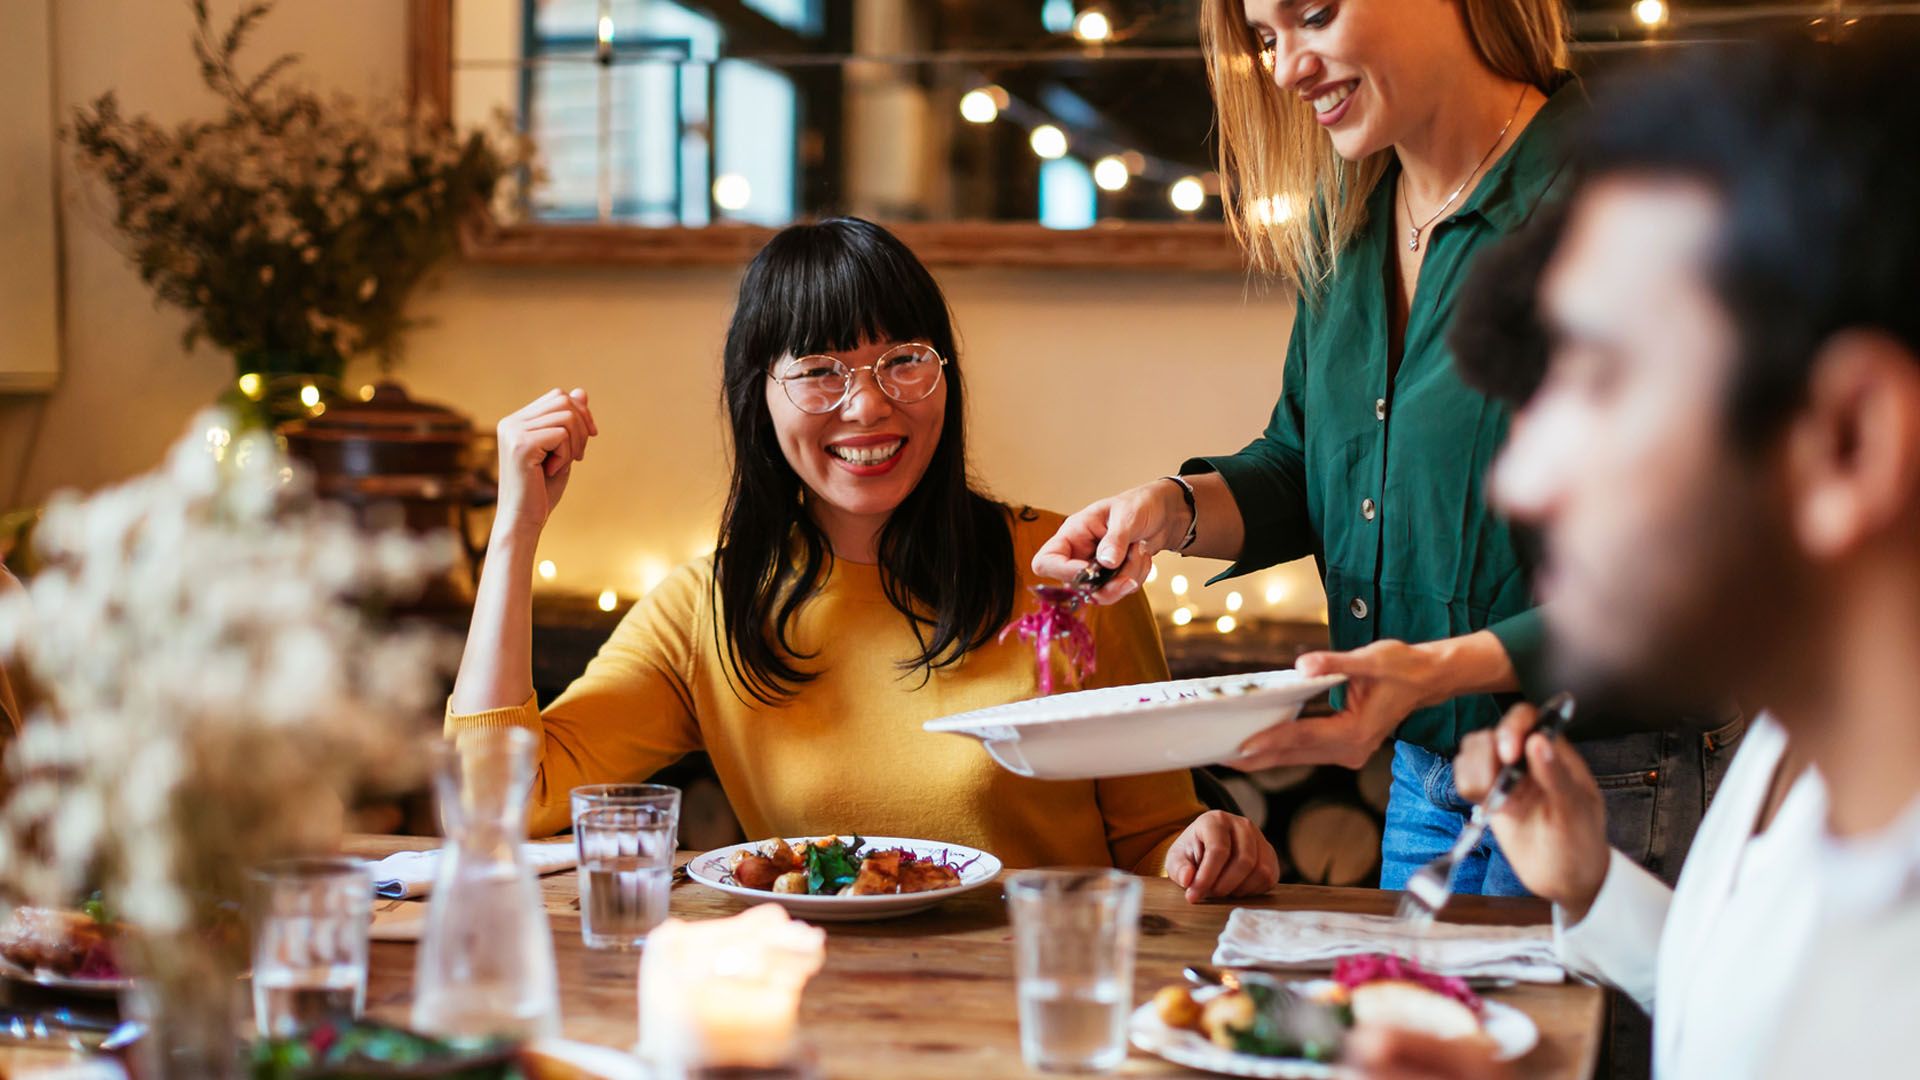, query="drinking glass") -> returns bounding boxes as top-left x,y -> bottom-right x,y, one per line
570,783 -> 680,949
250,856 -> 372,1038
575,805 -> 676,949
1005,869 -> 1142,1074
